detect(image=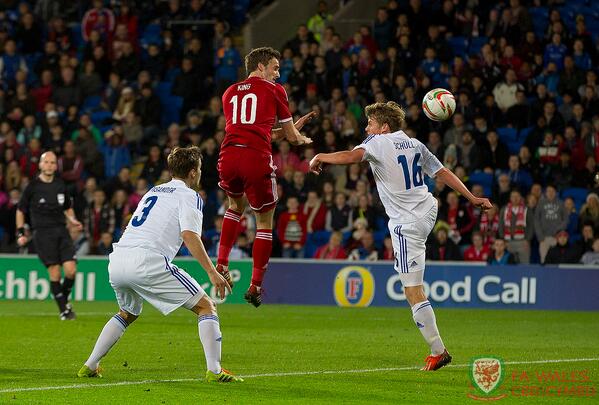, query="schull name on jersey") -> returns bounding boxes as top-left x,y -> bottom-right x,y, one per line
221,76 -> 292,153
